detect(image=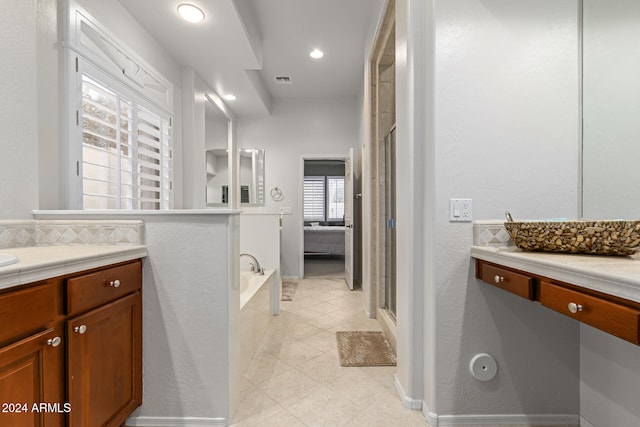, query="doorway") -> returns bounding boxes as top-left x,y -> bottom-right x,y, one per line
301,158 -> 347,279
